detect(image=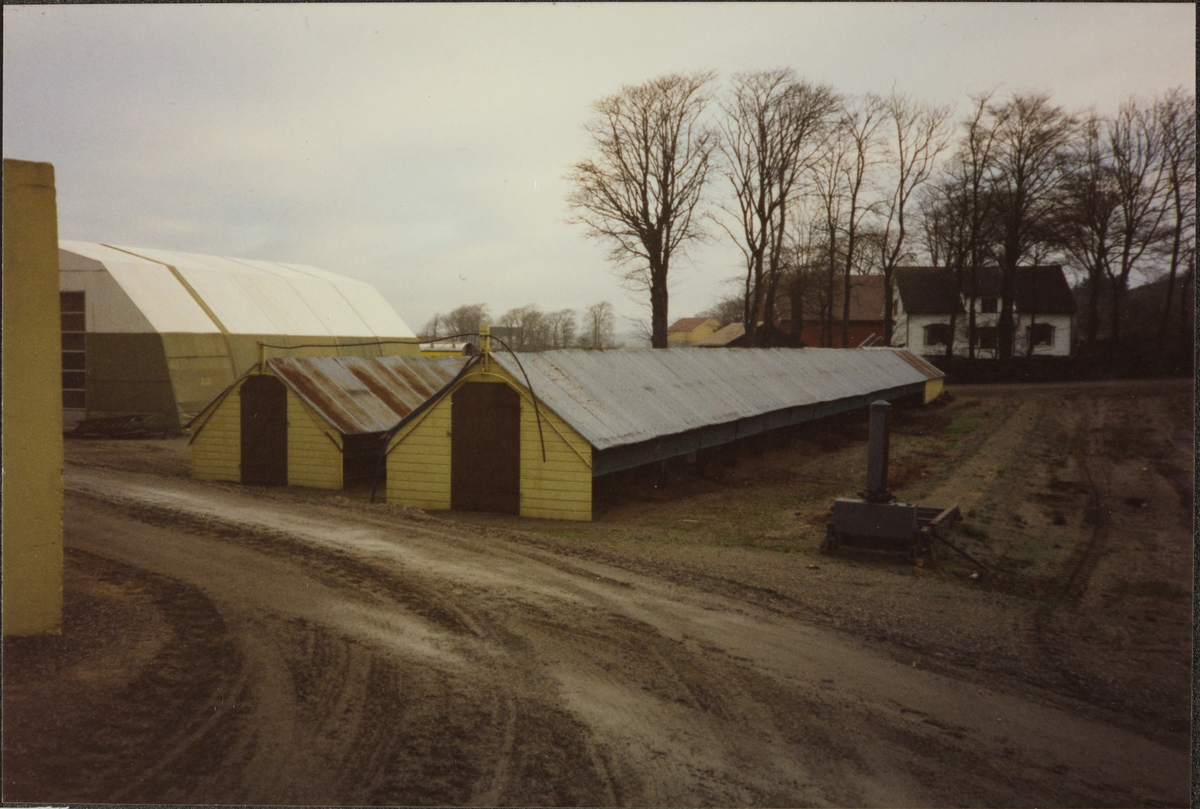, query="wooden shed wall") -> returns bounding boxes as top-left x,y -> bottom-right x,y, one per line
191,371 -> 346,488
386,394 -> 453,511
287,390 -> 343,490
924,377 -> 944,404
386,361 -> 593,520
191,384 -> 241,482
